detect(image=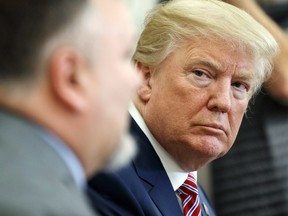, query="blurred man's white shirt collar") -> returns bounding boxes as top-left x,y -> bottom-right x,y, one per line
129,102 -> 197,192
